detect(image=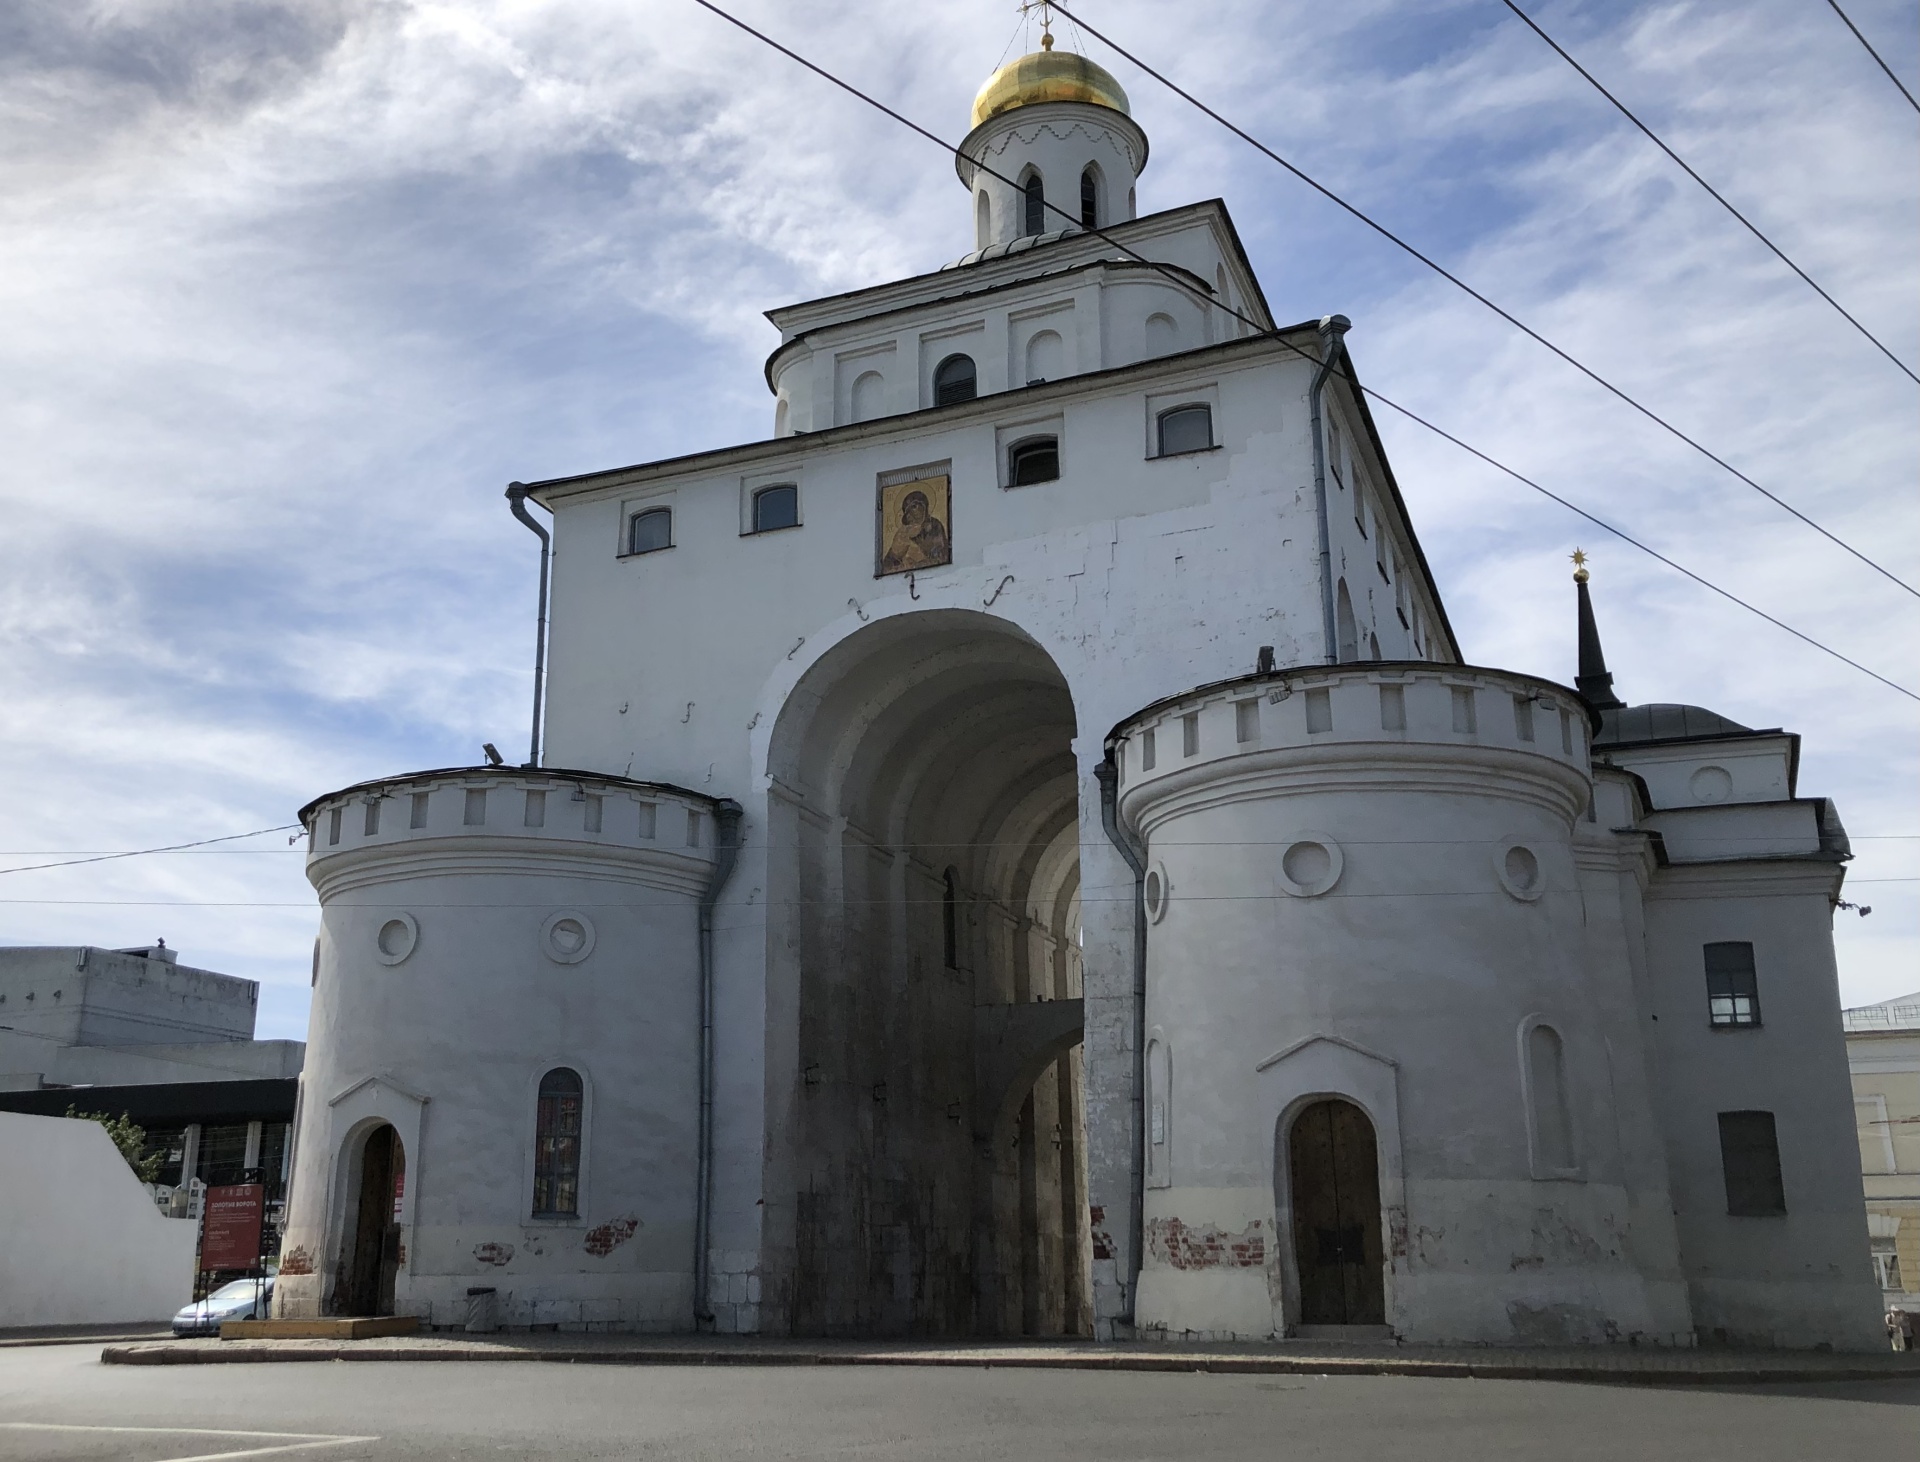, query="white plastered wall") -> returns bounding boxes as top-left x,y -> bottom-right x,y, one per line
0,1111 -> 198,1326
